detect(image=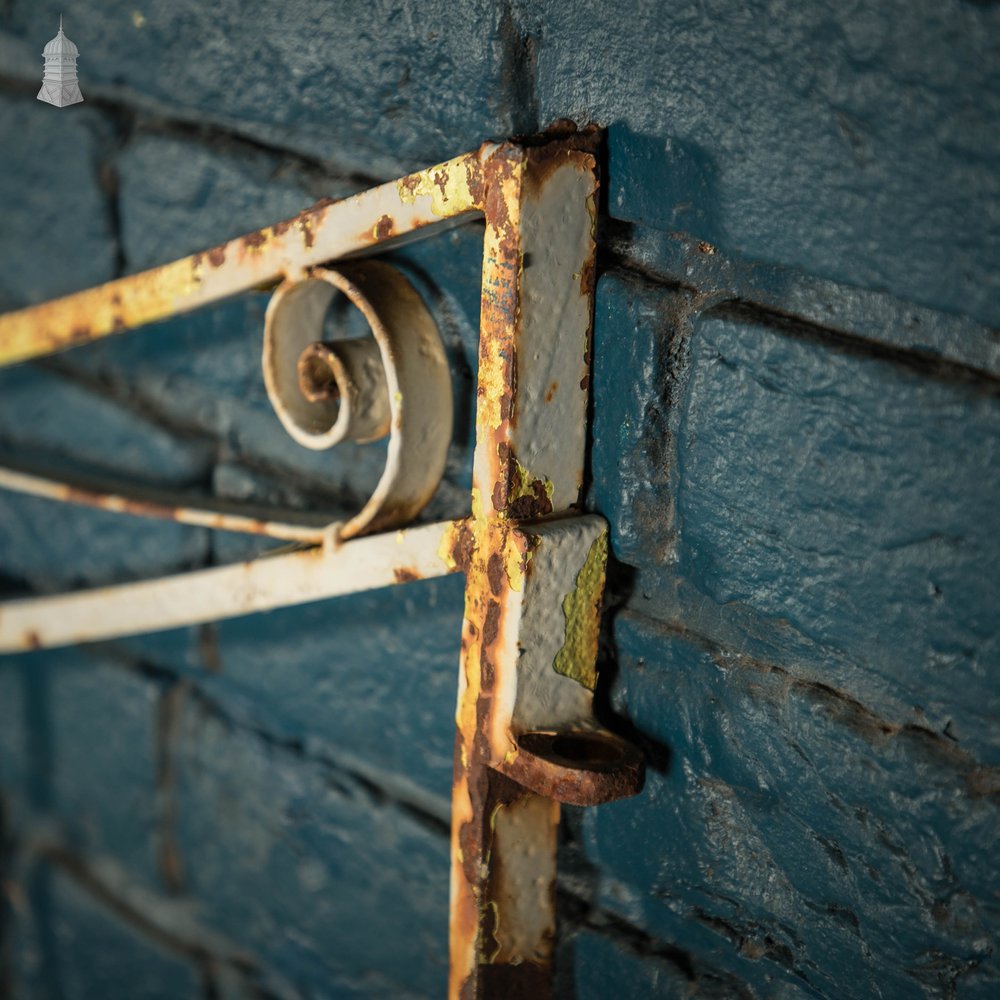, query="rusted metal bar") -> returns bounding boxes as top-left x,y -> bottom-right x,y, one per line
0,150 -> 486,369
0,519 -> 462,653
449,132 -> 643,999
0,465 -> 338,543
